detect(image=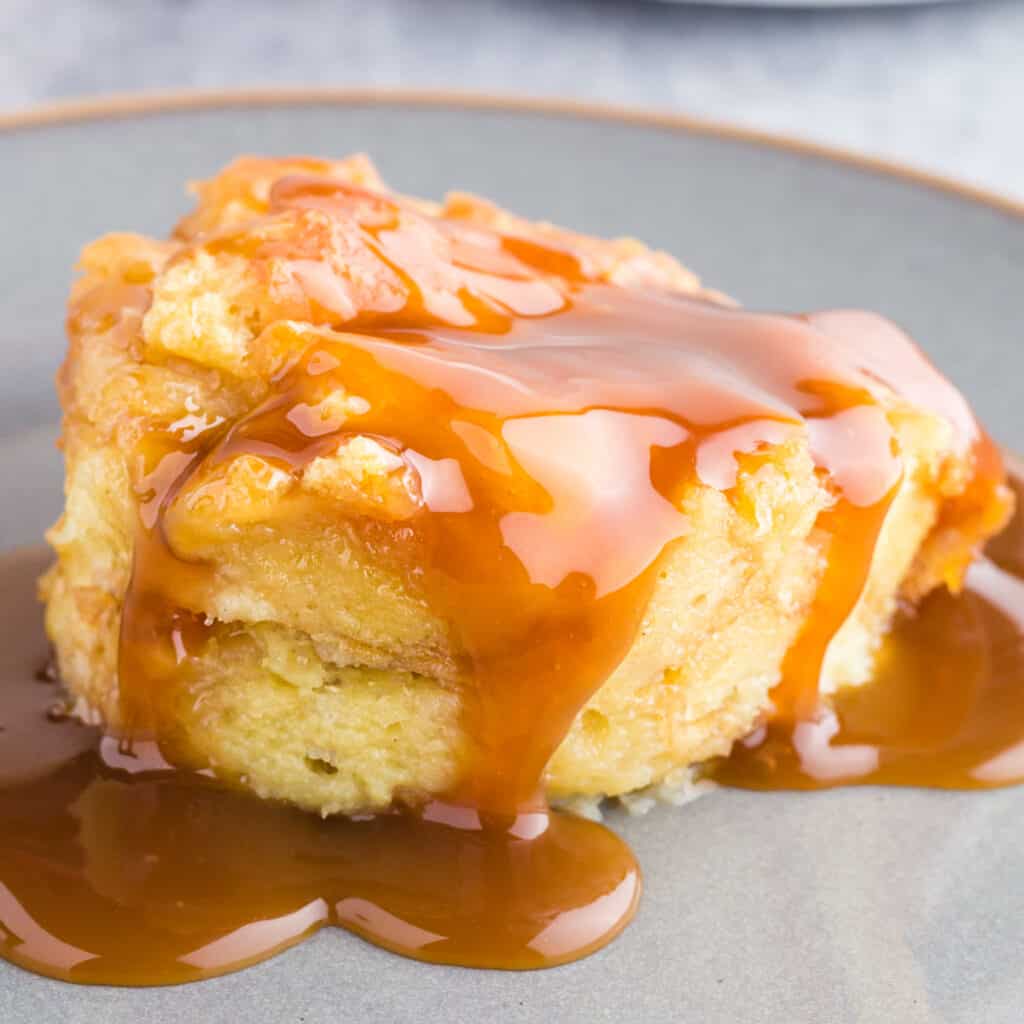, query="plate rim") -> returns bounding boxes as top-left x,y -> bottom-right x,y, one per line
1,86 -> 1022,223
